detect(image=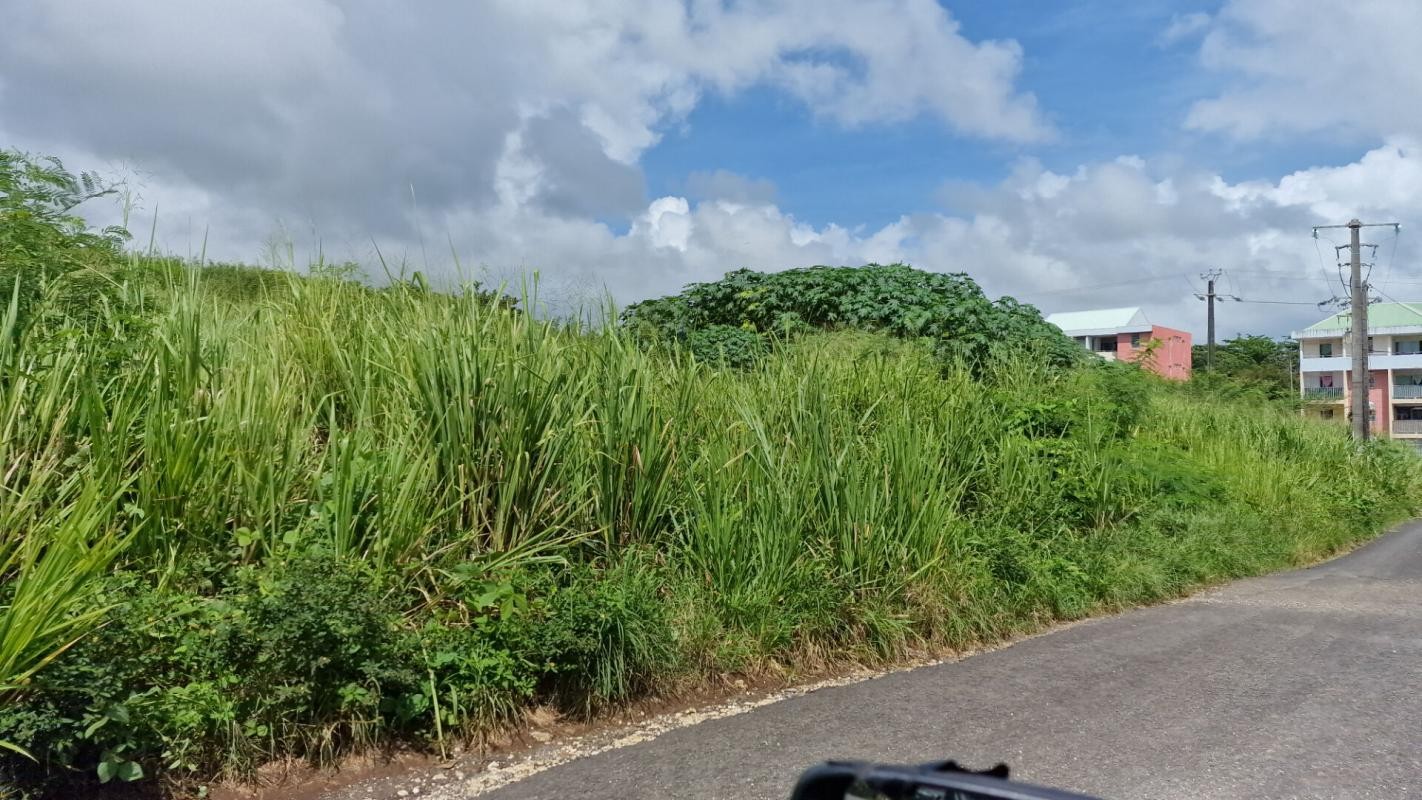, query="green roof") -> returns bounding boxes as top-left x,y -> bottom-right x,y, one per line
1304,302 -> 1422,332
